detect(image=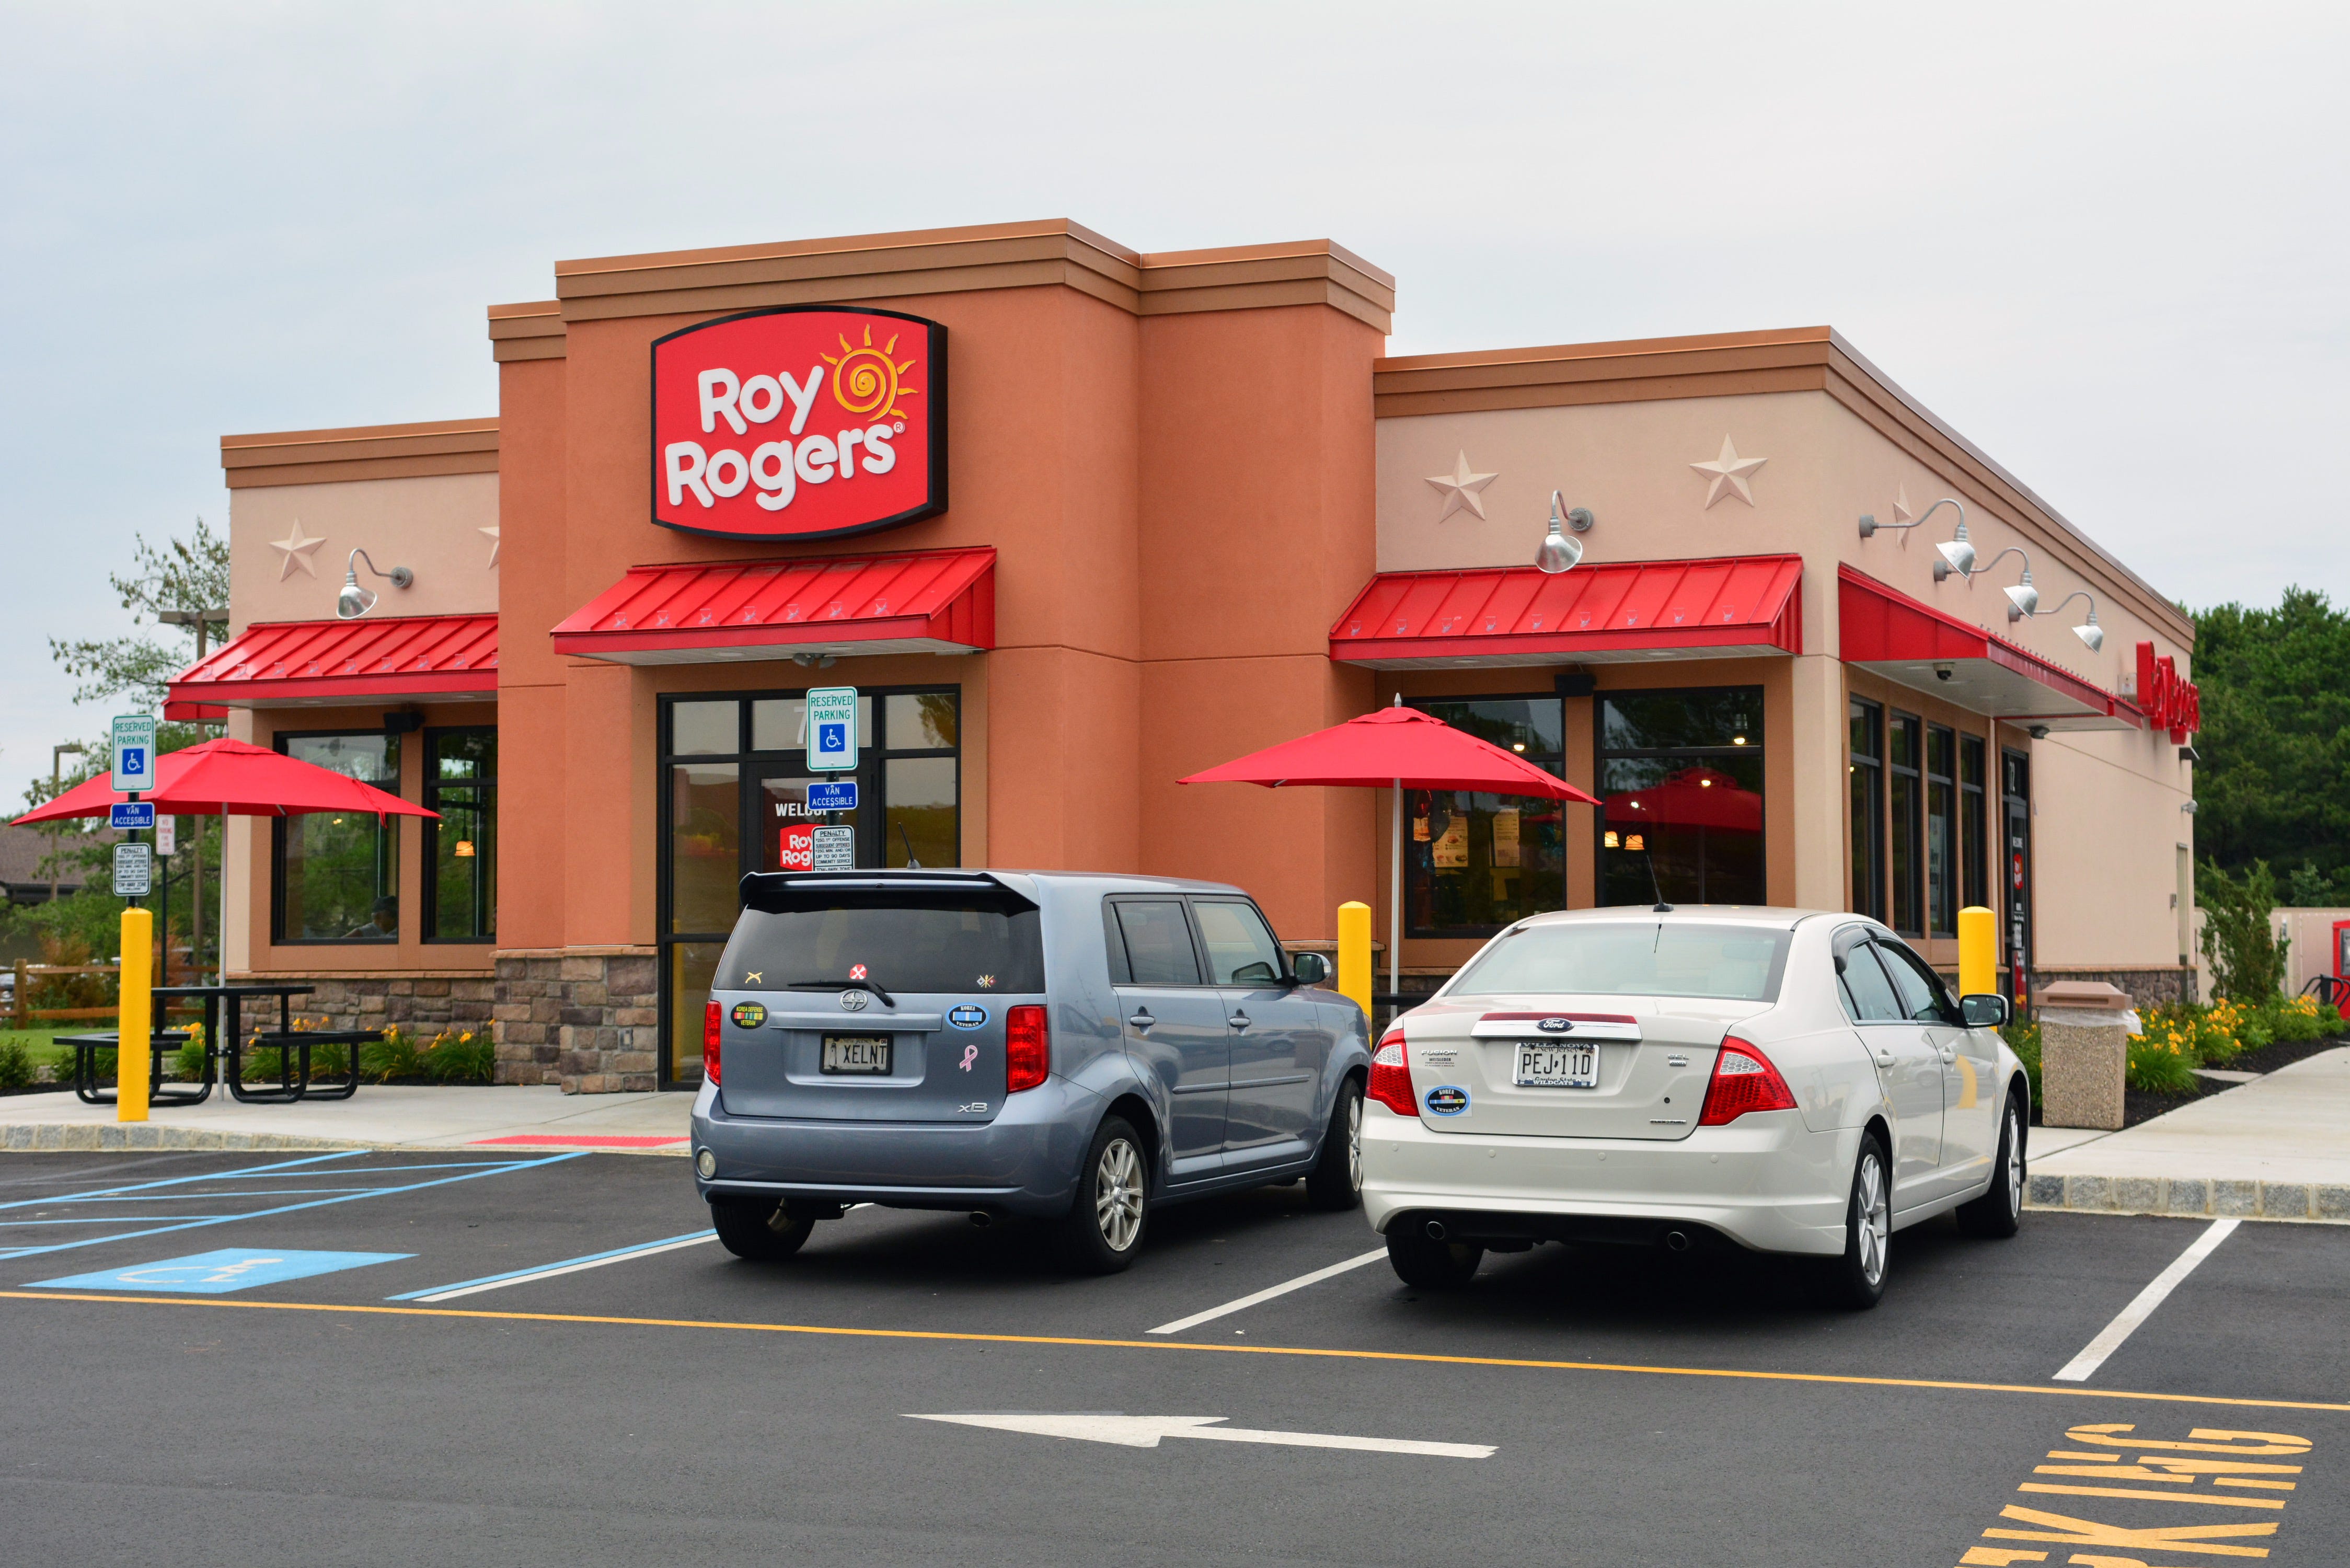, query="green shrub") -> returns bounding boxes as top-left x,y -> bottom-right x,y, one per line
2127,1029 -> 2202,1094
0,1040 -> 33,1091
2002,1018 -> 2042,1111
2197,859 -> 2289,1002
